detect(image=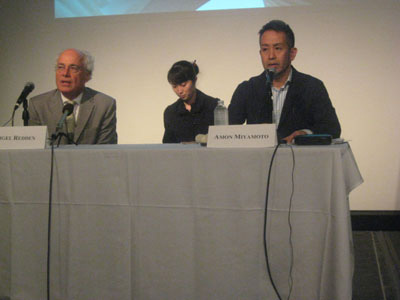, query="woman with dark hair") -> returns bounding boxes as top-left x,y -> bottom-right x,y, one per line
162,60 -> 219,143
